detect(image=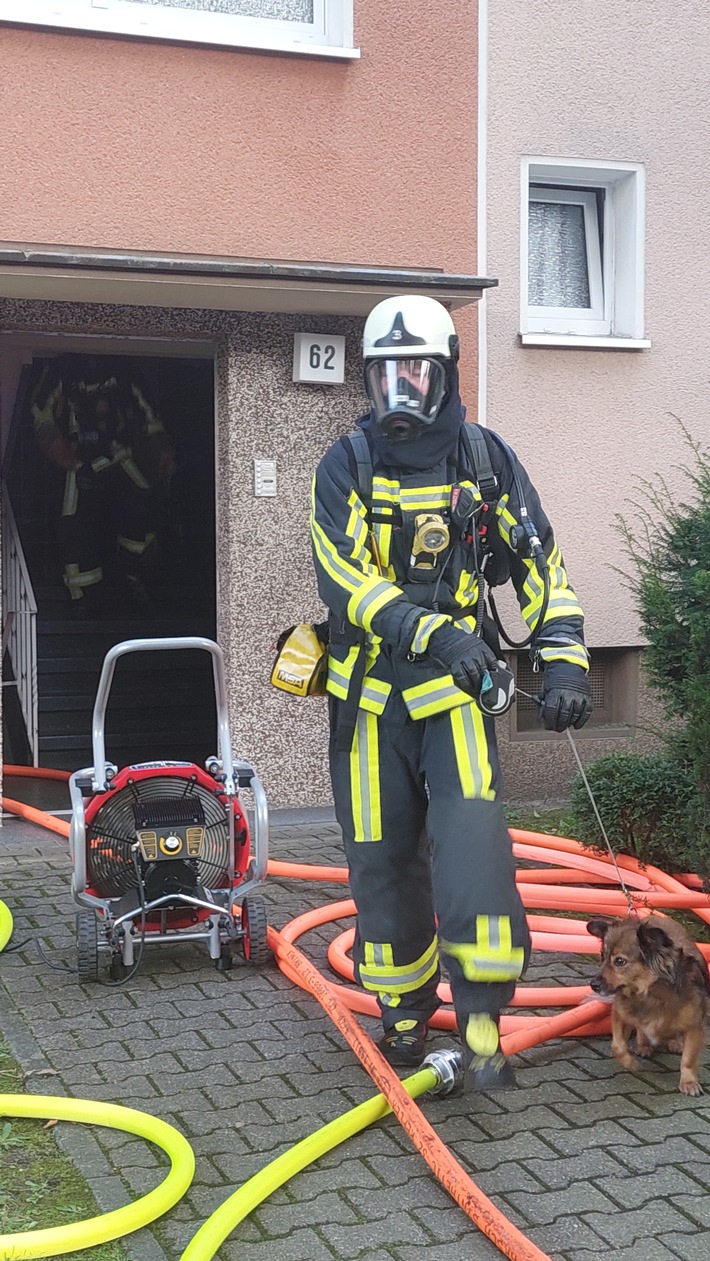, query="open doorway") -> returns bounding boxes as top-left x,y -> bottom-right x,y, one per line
2,337 -> 218,778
